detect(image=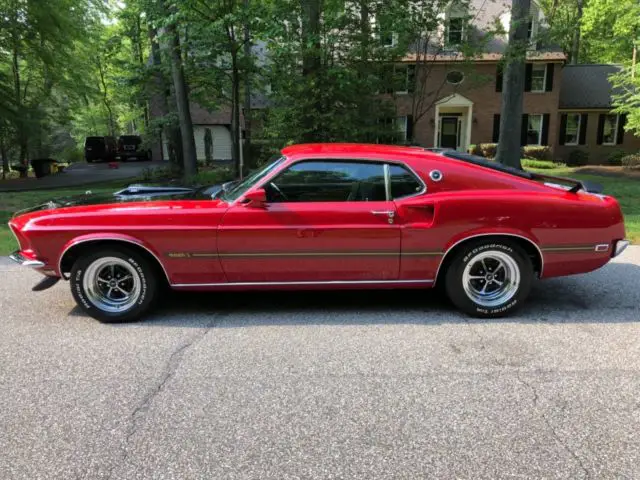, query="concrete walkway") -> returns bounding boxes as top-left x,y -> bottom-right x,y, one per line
0,161 -> 167,192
